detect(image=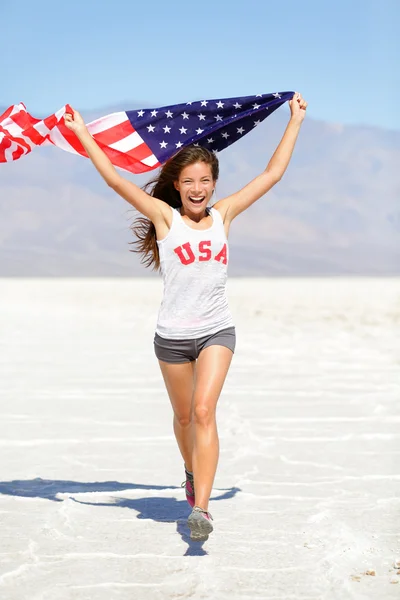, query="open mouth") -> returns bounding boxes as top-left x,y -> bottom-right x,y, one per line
189,196 -> 205,205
